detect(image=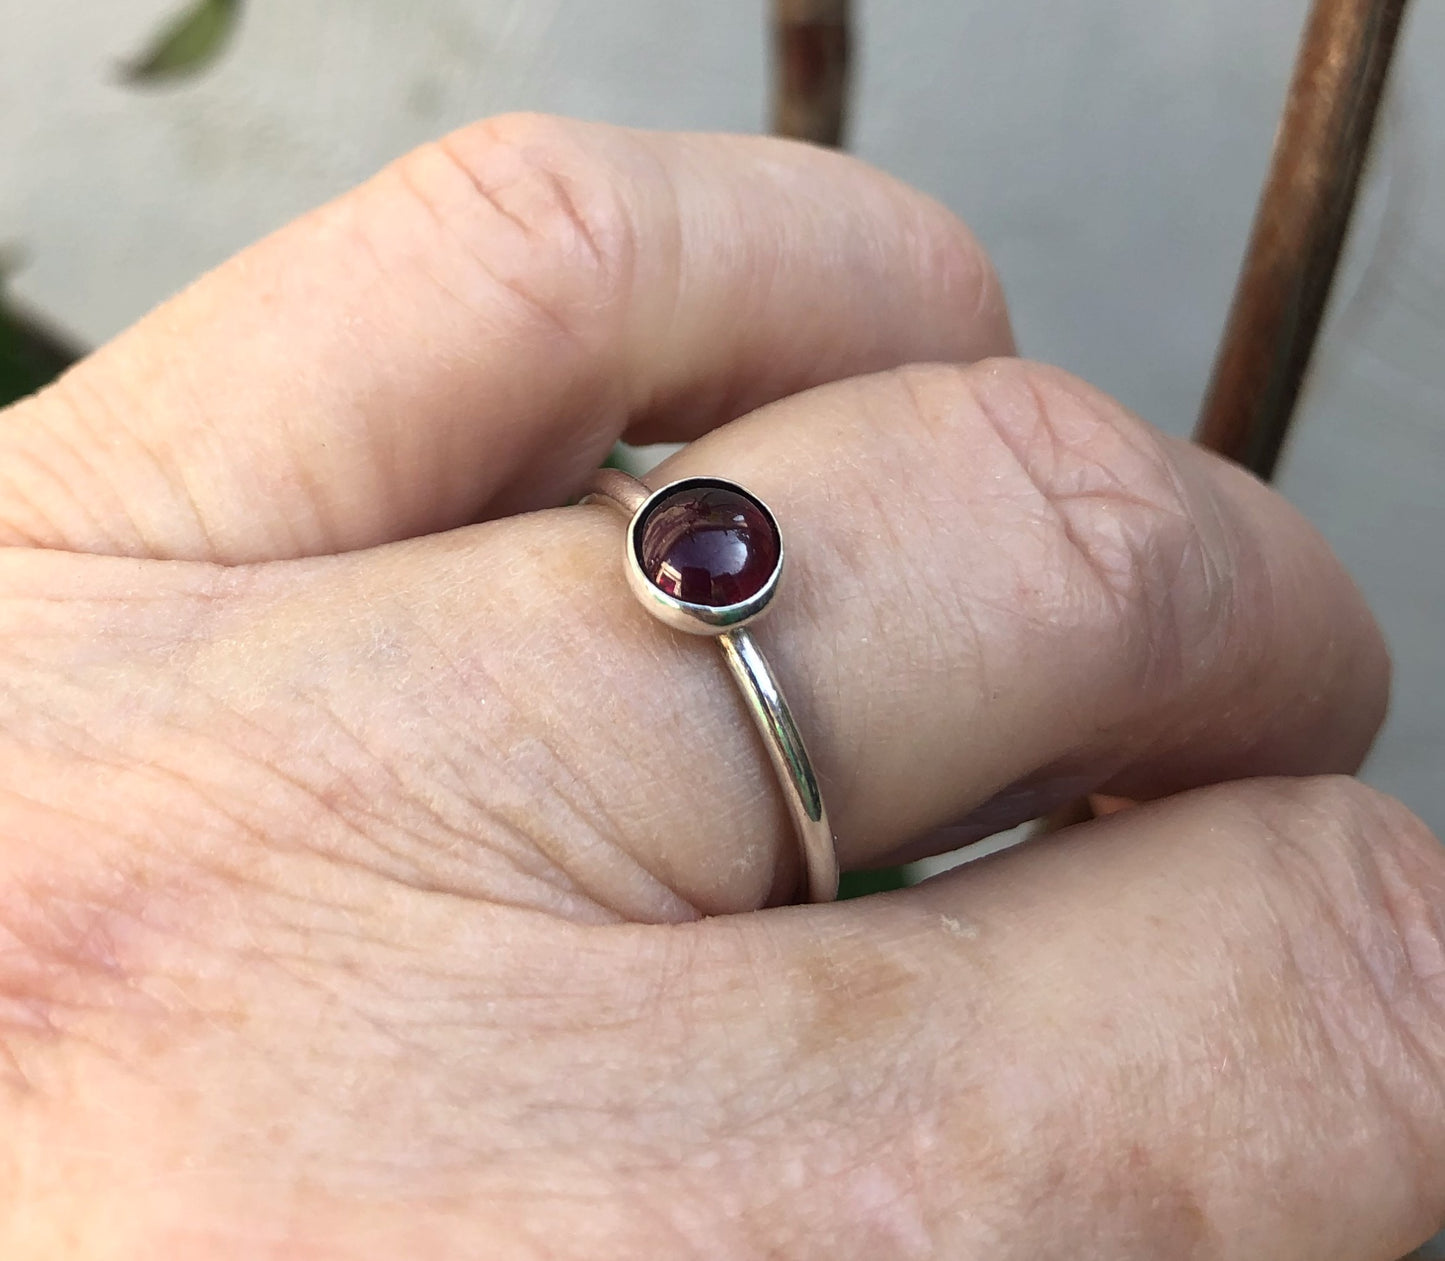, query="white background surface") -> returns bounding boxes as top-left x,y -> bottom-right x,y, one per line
1,0 -> 1441,834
